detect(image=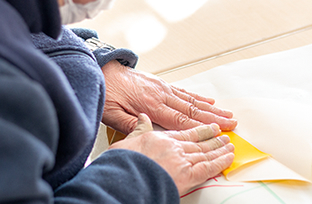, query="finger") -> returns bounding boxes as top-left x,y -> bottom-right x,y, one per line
172,85 -> 215,105
165,124 -> 221,142
172,87 -> 233,118
152,104 -> 203,130
126,113 -> 153,139
165,95 -> 237,131
185,143 -> 235,165
195,124 -> 221,141
181,135 -> 231,153
102,104 -> 138,135
191,153 -> 234,184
